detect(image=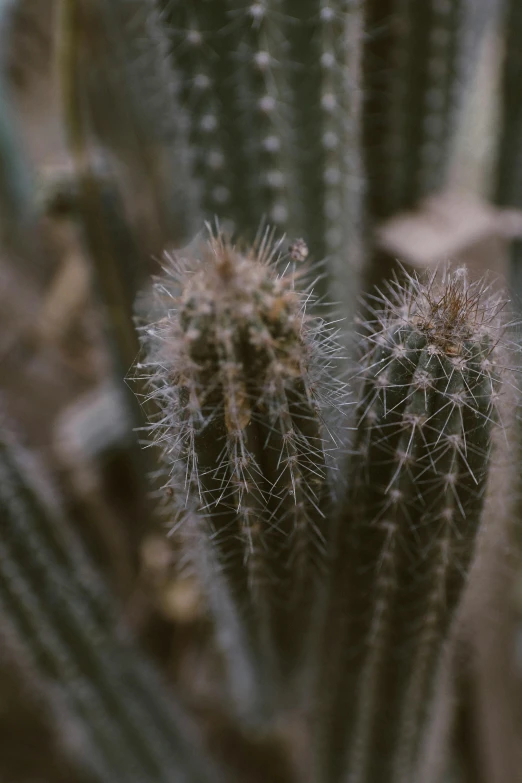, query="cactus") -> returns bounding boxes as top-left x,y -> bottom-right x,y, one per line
157,1 -> 364,304
157,1 -> 491,295
0,423 -> 223,783
362,0 -> 475,221
138,226 -> 346,719
494,0 -> 522,305
0,0 -> 49,286
67,0 -> 197,244
57,1 -> 493,301
0,628 -> 99,783
313,267 -> 507,783
360,1 -> 495,288
58,0 -> 164,551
